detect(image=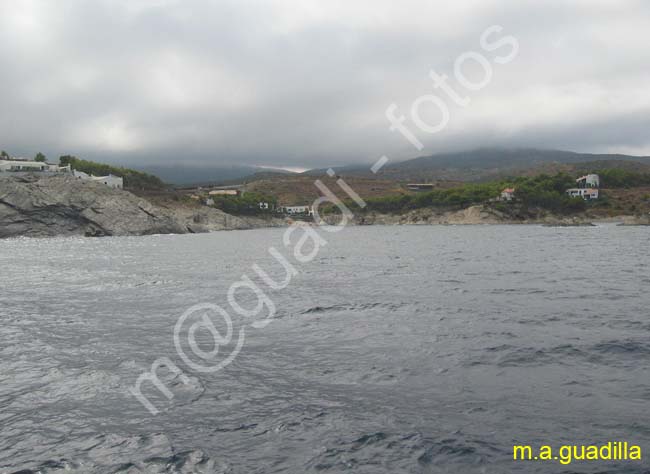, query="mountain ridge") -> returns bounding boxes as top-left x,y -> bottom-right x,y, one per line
303,148 -> 650,182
